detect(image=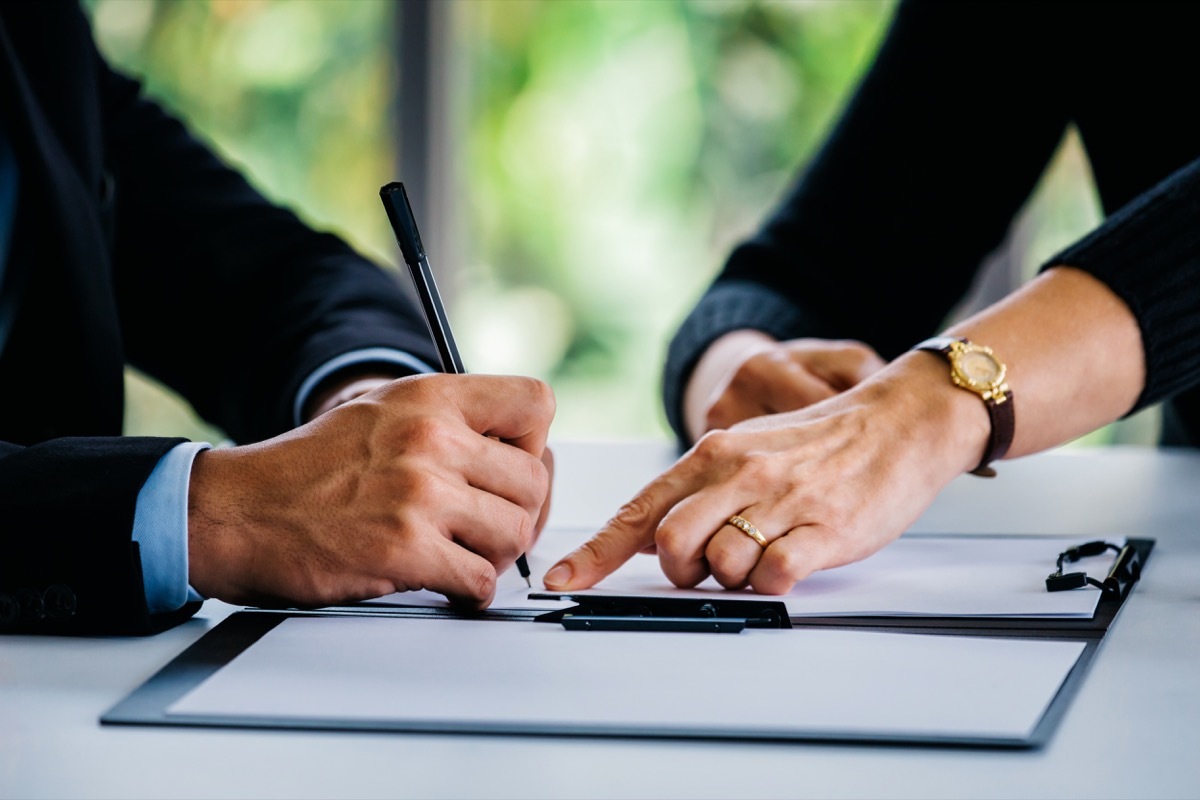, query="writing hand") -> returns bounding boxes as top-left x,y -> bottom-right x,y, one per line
545,353 -> 986,594
187,373 -> 555,610
306,373 -> 556,536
